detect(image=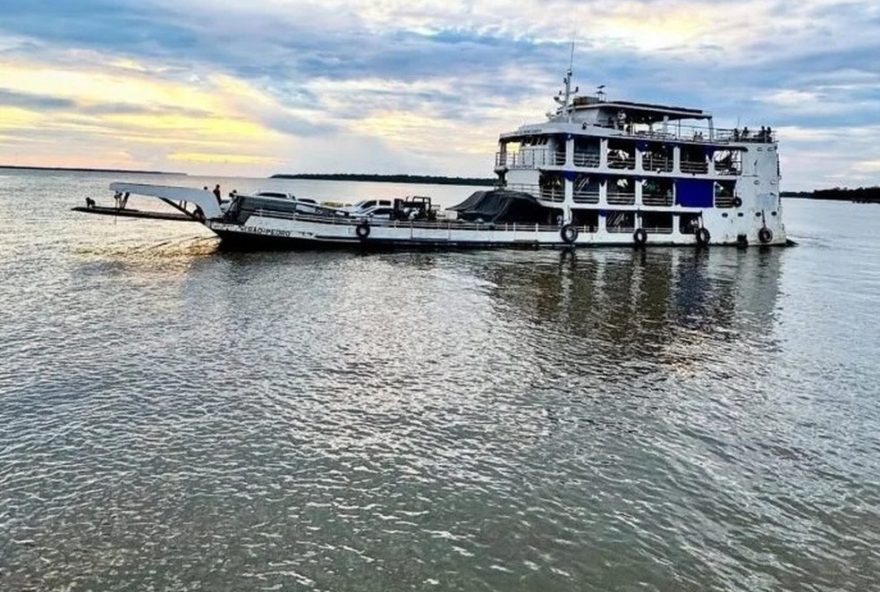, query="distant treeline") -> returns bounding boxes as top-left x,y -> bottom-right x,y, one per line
271,173 -> 496,186
783,186 -> 880,203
